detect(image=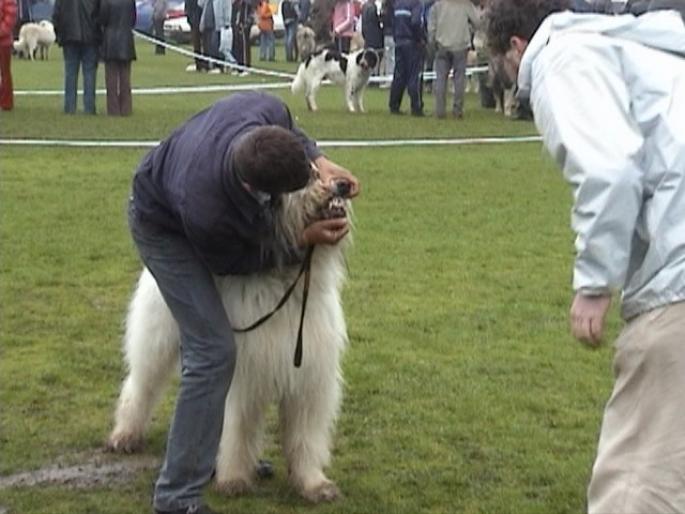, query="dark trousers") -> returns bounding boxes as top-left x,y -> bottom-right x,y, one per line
0,45 -> 13,110
104,60 -> 132,116
232,24 -> 252,67
153,18 -> 166,54
202,29 -> 222,70
389,42 -> 423,114
190,24 -> 207,70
